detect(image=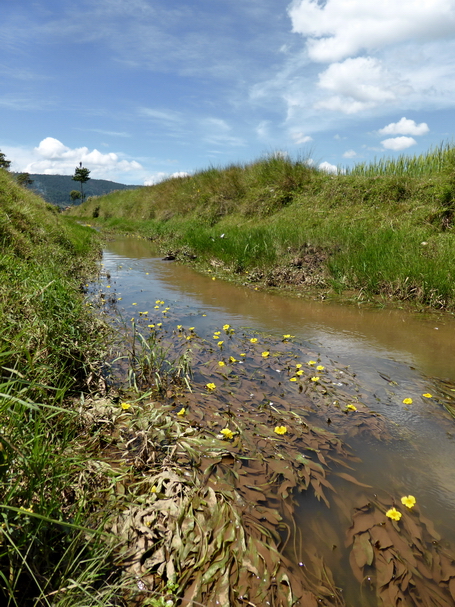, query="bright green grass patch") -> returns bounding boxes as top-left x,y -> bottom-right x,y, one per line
0,170 -> 118,605
68,146 -> 455,309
